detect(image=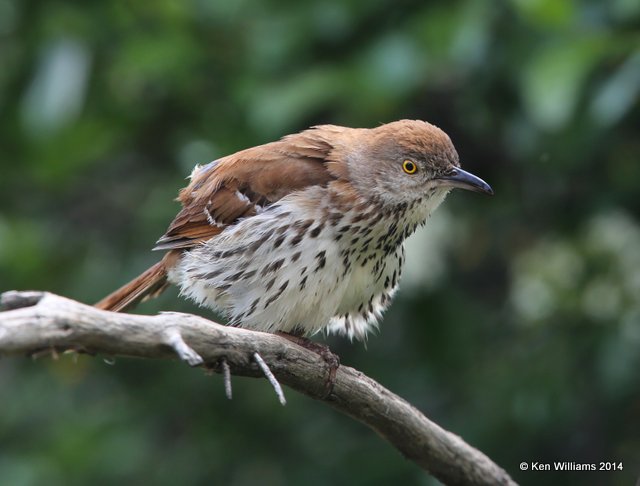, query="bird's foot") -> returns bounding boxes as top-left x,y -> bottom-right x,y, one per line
276,332 -> 340,397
